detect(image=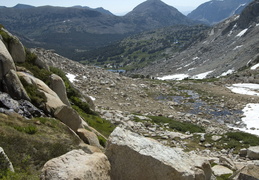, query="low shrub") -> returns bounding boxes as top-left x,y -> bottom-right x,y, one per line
149,116 -> 205,133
